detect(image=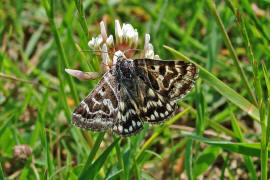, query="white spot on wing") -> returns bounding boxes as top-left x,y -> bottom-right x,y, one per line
103,99 -> 107,105
117,112 -> 121,120
157,100 -> 162,106
120,101 -> 125,110
118,125 -> 123,132
122,115 -> 126,122
160,113 -> 164,118
154,111 -> 159,117
166,103 -> 172,111
148,88 -> 155,97
92,98 -> 101,105
81,101 -> 90,114
158,75 -> 164,80
131,109 -> 136,114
